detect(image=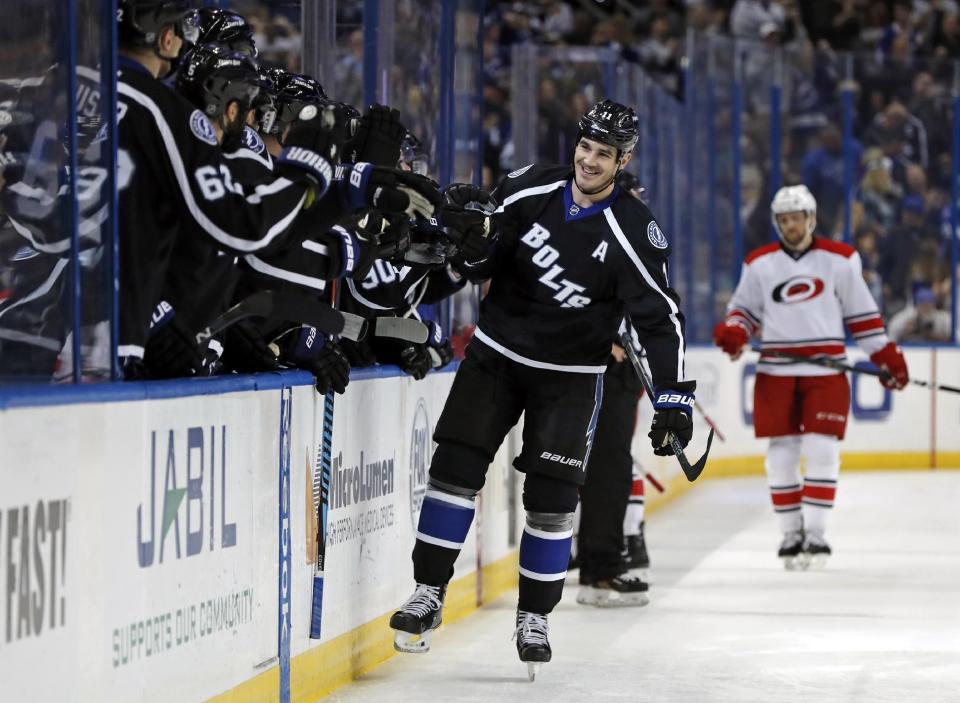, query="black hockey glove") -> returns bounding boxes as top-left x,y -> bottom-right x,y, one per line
335,162 -> 441,220
306,344 -> 351,394
399,343 -> 432,380
281,101 -> 356,163
648,380 -> 696,457
442,183 -> 497,209
346,104 -> 407,166
425,321 -> 454,369
220,319 -> 280,373
334,212 -> 411,281
438,204 -> 494,263
144,314 -> 206,379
